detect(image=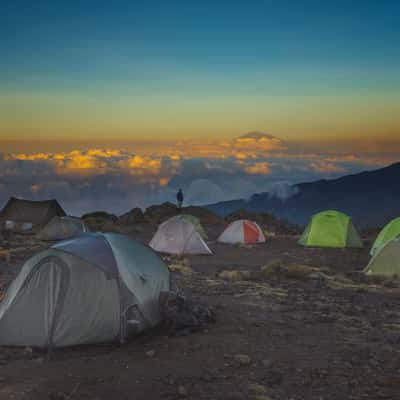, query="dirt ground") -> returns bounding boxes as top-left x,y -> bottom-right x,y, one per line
0,224 -> 400,400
